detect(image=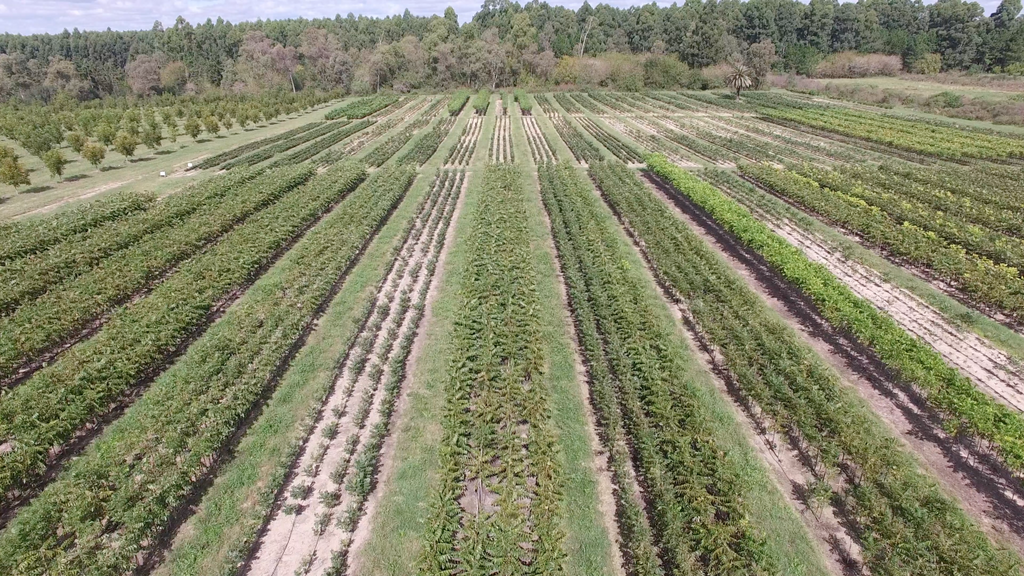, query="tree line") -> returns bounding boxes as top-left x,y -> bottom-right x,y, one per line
0,0 -> 1022,101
